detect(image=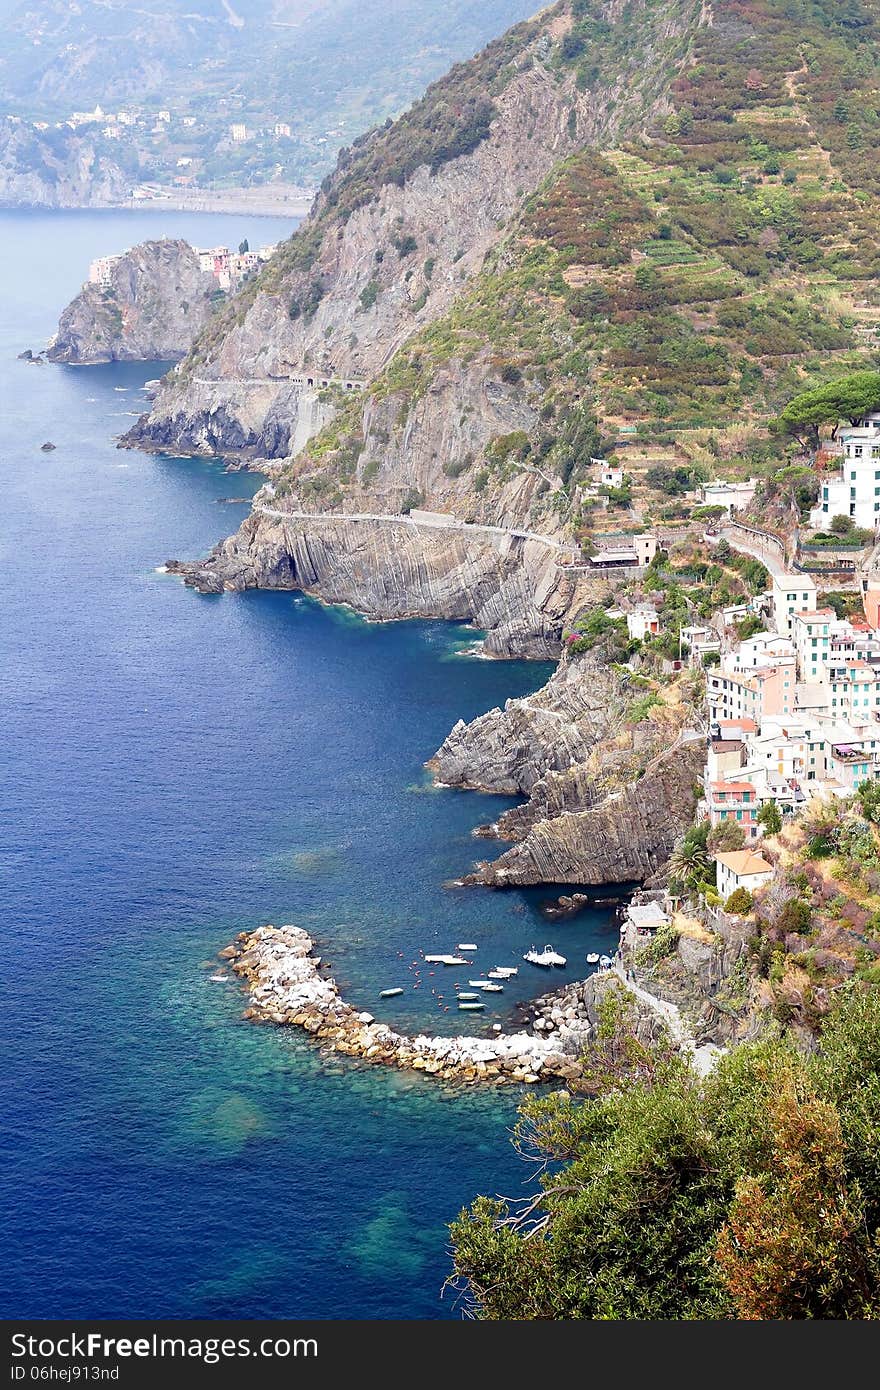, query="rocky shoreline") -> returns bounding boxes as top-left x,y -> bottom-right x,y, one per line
223,922 -> 669,1088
